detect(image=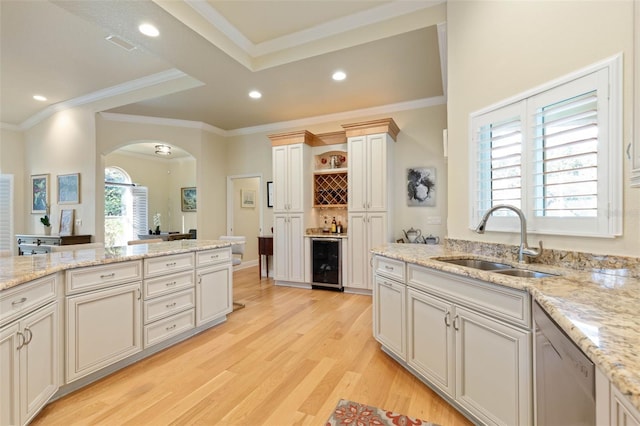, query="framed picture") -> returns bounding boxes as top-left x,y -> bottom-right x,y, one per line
31,174 -> 49,214
59,209 -> 74,236
407,167 -> 436,207
241,189 -> 256,208
267,181 -> 273,208
57,173 -> 80,204
181,187 -> 197,212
